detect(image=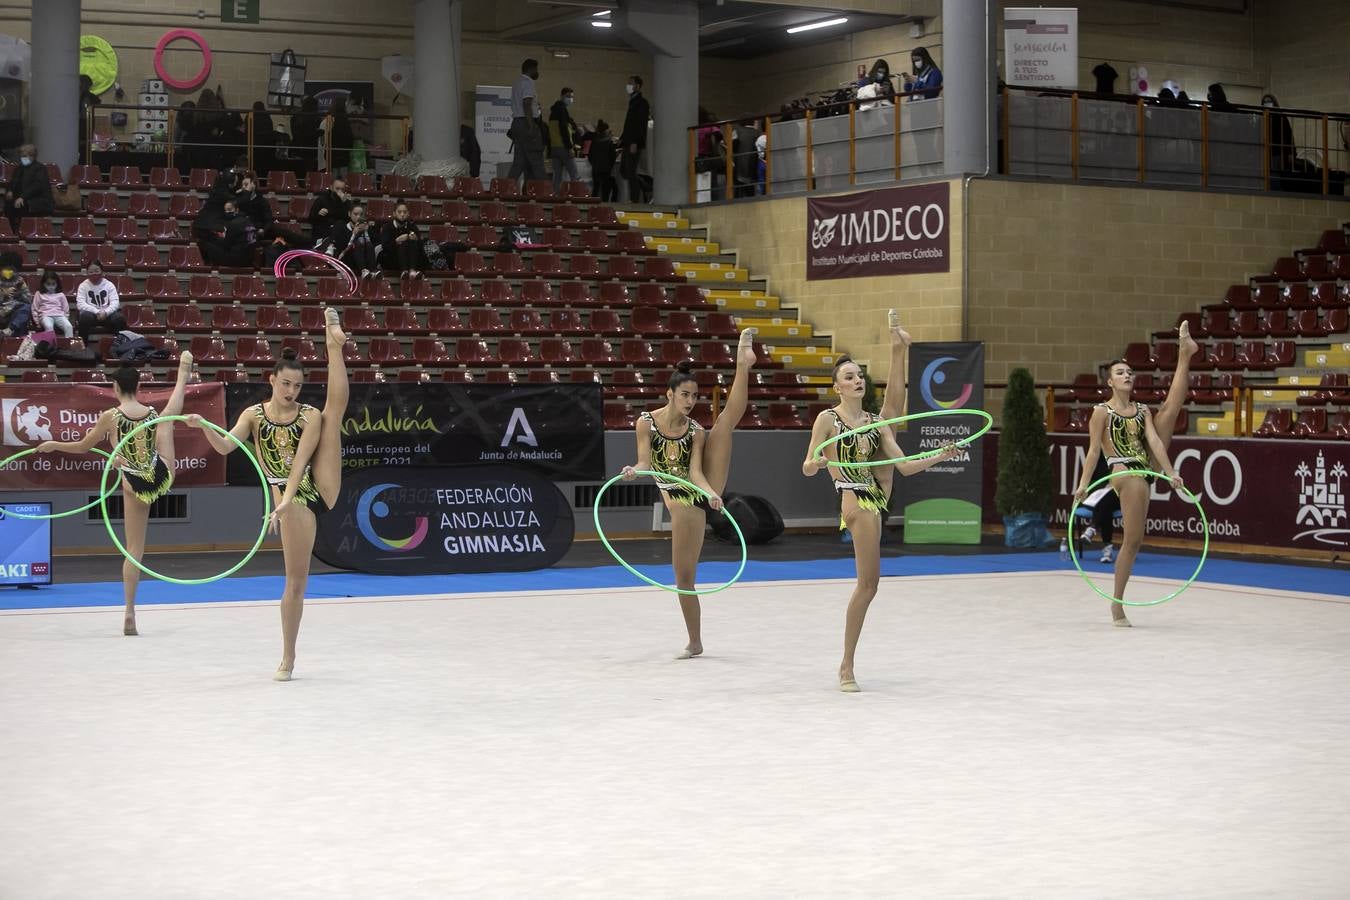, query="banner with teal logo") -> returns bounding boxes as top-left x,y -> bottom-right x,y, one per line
898,342 -> 985,544
314,464 -> 575,575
